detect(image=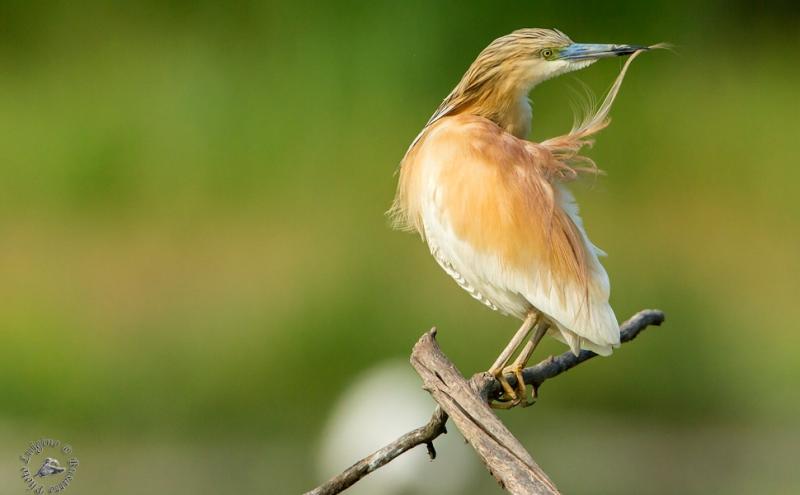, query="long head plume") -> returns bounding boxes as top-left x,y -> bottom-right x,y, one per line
542,44 -> 668,175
